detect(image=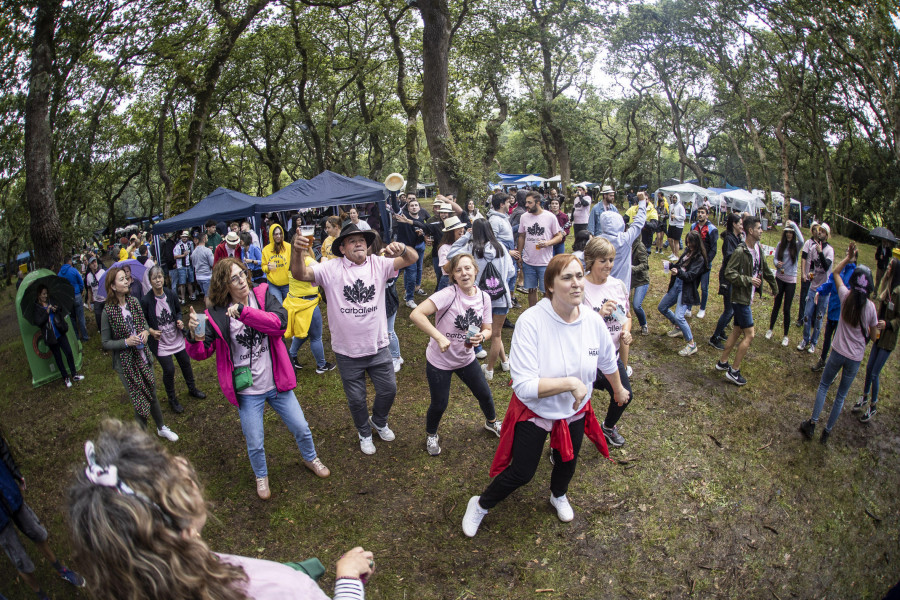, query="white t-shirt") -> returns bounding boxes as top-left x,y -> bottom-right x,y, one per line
582,276 -> 630,350
518,210 -> 561,267
425,285 -> 492,371
229,294 -> 275,396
